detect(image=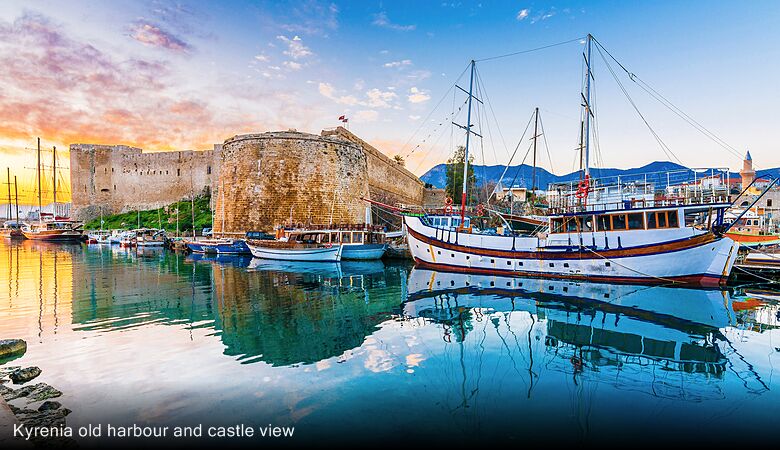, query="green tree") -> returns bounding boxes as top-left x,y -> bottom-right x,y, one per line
445,145 -> 476,205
